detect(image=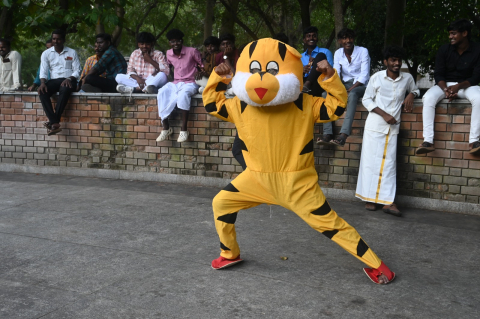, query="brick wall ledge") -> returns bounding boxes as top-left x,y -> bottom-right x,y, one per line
1,162 -> 479,216
0,91 -> 204,99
